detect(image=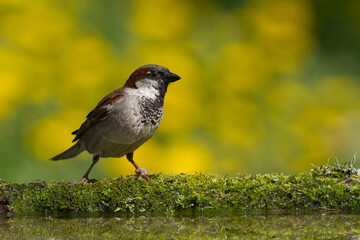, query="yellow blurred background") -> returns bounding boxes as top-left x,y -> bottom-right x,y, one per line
1,0 -> 360,182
